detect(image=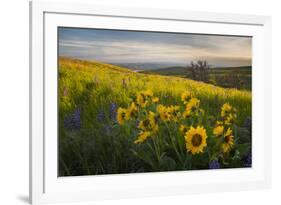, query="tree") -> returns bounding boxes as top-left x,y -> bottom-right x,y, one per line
188,60 -> 210,82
